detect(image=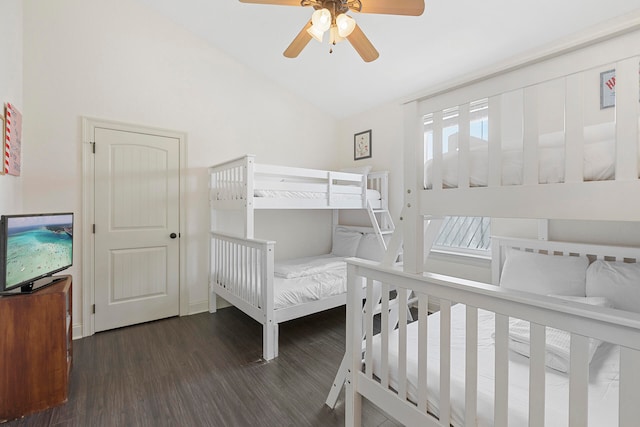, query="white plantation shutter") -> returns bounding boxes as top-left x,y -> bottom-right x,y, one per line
434,216 -> 491,254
